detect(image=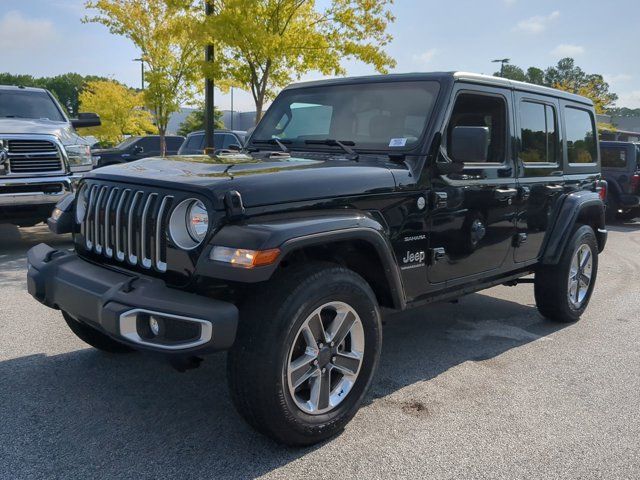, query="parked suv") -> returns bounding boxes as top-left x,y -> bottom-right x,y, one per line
600,140 -> 640,221
0,85 -> 99,226
177,129 -> 246,155
28,72 -> 607,446
92,135 -> 184,168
